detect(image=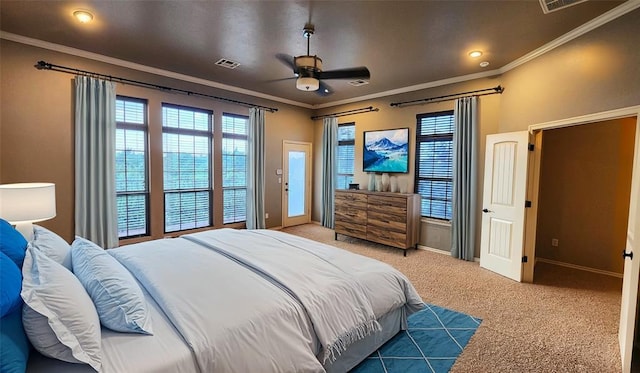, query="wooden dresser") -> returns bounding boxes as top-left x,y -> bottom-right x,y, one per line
334,190 -> 421,256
